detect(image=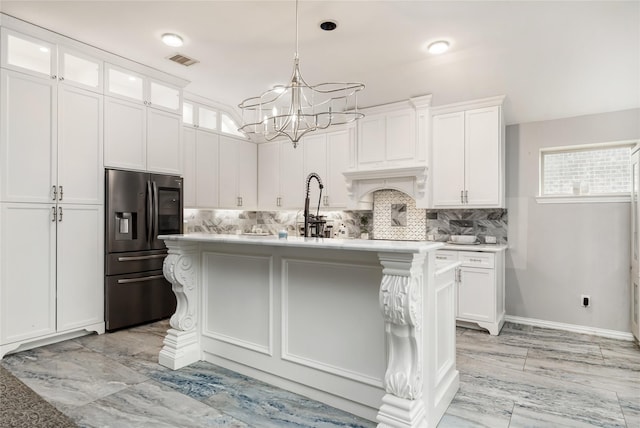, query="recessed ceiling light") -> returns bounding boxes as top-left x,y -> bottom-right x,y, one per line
161,33 -> 184,48
427,40 -> 450,55
320,20 -> 337,31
